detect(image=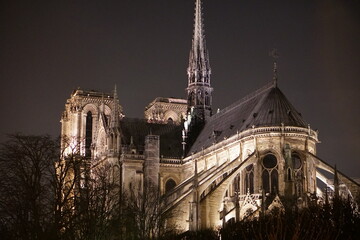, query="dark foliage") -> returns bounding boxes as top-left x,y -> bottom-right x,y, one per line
219,199 -> 360,240
160,198 -> 360,240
